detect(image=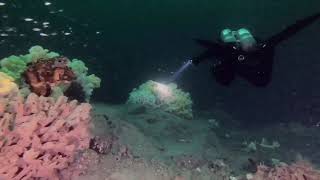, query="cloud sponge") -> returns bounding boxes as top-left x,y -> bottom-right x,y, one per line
0,72 -> 18,97
0,45 -> 59,82
0,55 -> 27,81
68,59 -> 101,101
127,80 -> 193,119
